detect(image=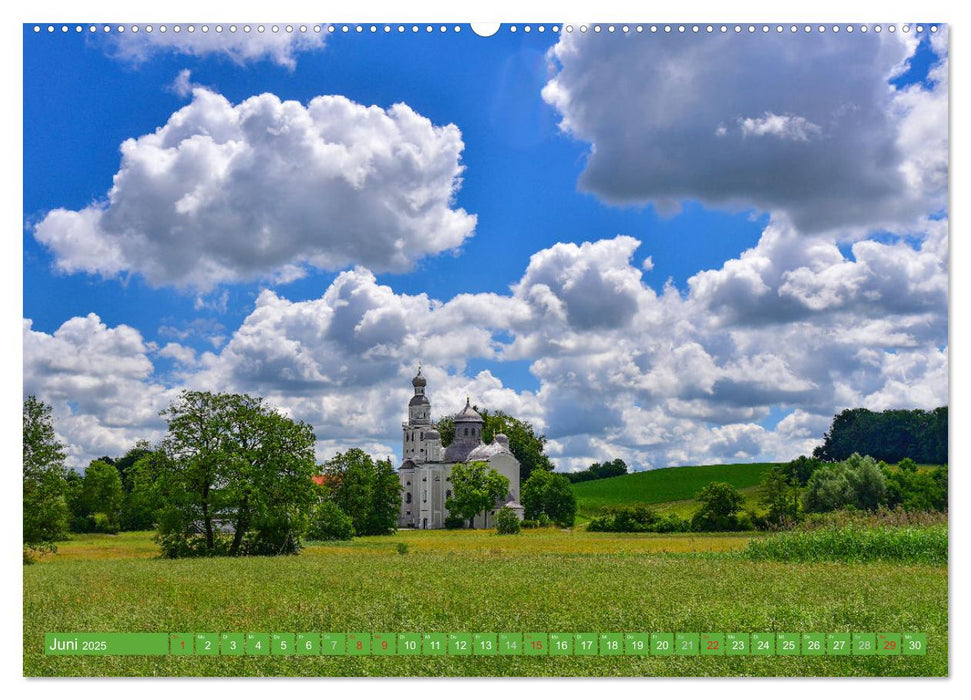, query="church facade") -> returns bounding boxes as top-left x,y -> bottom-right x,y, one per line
397,368 -> 524,529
